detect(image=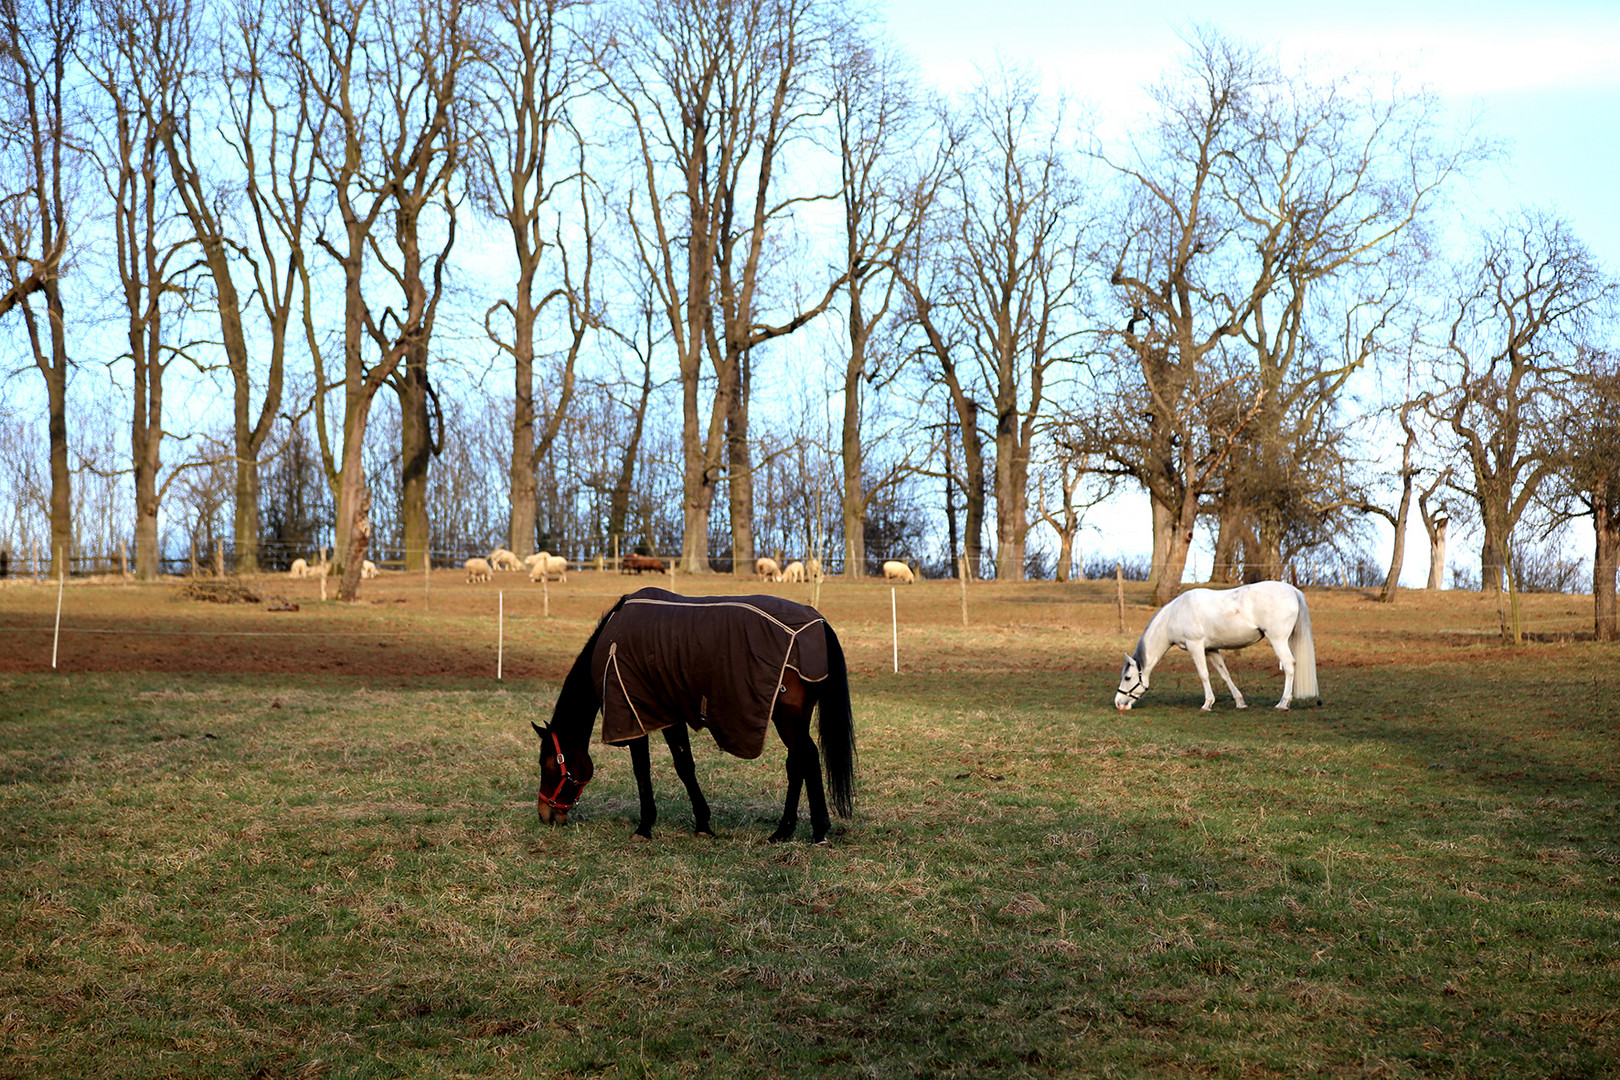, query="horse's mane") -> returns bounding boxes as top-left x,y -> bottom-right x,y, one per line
549,594 -> 627,732
1132,595 -> 1177,670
